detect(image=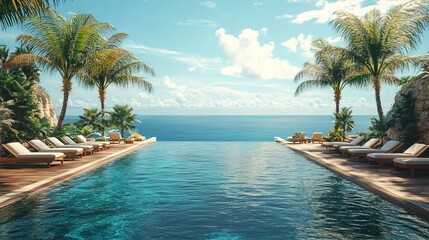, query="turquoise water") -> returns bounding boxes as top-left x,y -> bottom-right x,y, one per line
0,142 -> 428,239
65,115 -> 373,141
